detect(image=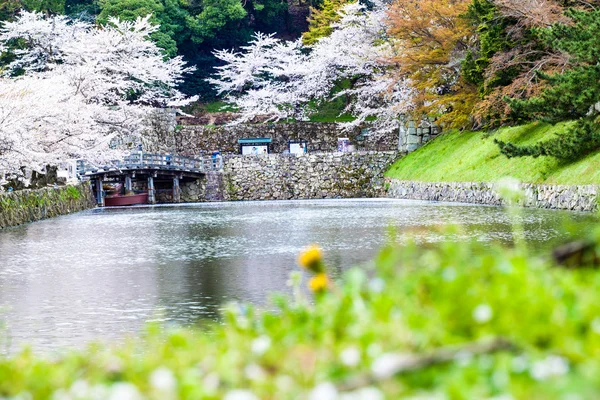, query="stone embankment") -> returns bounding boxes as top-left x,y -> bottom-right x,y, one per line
144,122 -> 400,155
386,180 -> 600,212
224,152 -> 401,201
0,183 -> 96,229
